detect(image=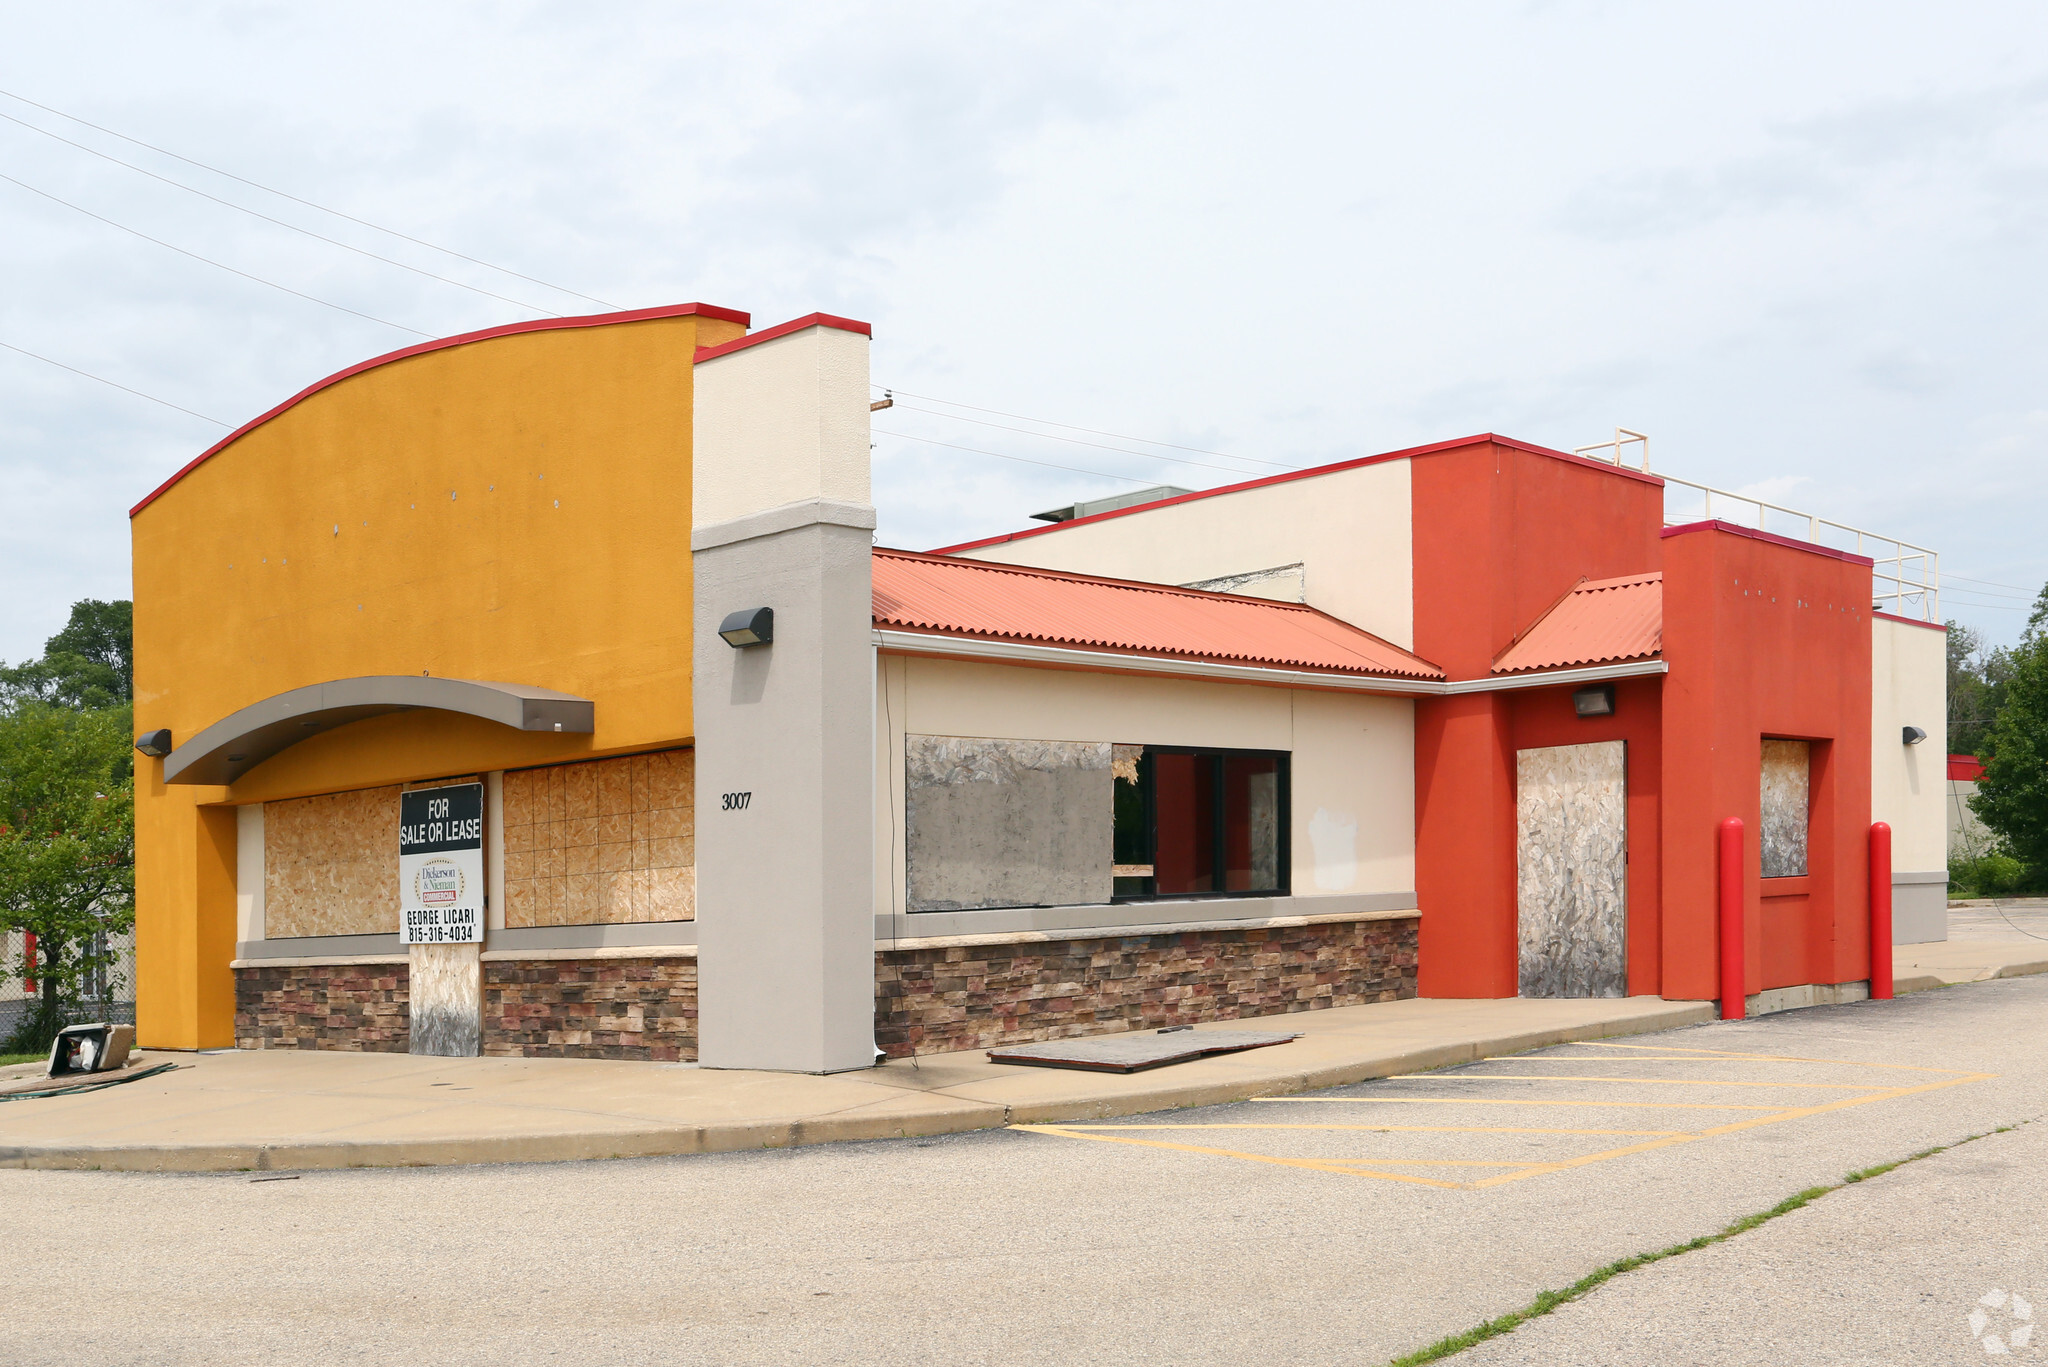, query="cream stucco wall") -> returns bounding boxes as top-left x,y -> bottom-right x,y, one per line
873,654 -> 1416,917
952,459 -> 1415,649
1871,616 -> 1948,873
692,323 -> 871,527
